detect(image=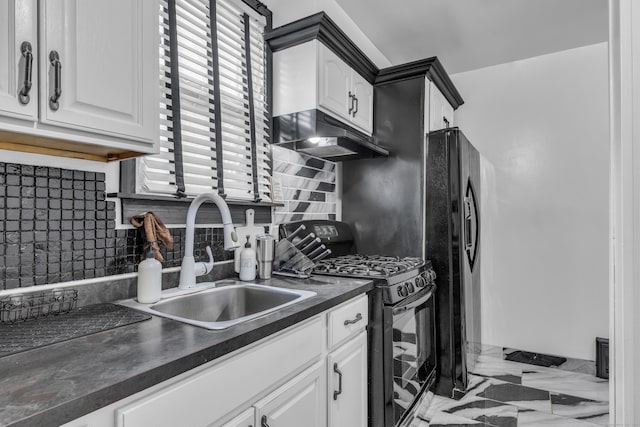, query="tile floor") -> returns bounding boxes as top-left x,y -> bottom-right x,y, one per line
408,354 -> 609,426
